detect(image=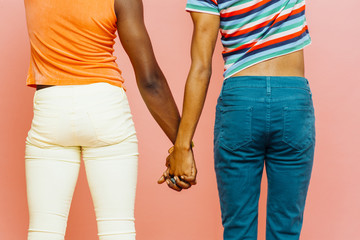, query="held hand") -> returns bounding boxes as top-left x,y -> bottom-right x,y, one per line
157,153 -> 193,191
157,166 -> 183,192
157,146 -> 197,191
168,146 -> 195,177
